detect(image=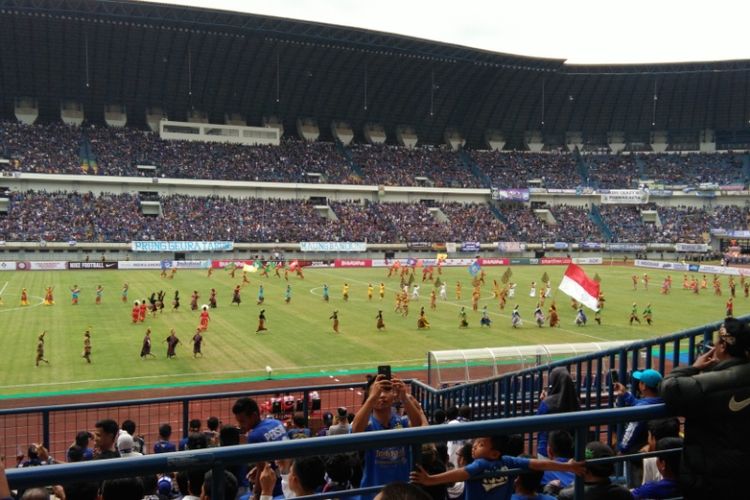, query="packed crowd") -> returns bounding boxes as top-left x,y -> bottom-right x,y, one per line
1,121 -> 748,189
9,315 -> 750,500
348,144 -> 478,188
0,192 -> 510,243
470,151 -> 579,189
3,189 -> 747,244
